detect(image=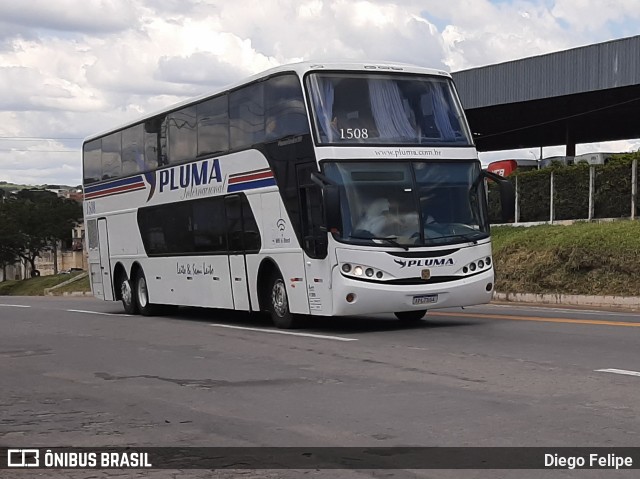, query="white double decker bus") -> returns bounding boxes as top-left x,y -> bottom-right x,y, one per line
83,61 -> 513,328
